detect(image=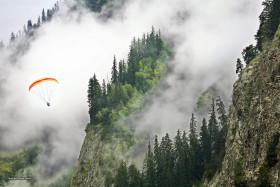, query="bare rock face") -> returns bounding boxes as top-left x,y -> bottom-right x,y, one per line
70,129 -> 126,187
70,125 -> 143,187
209,27 -> 280,186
